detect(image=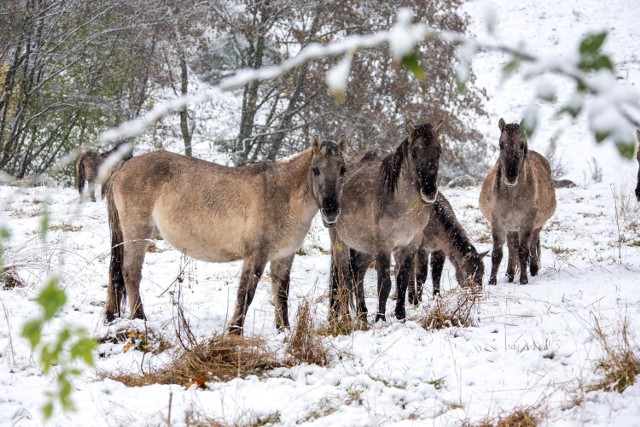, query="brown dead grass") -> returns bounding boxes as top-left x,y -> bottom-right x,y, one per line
465,407 -> 539,427
102,335 -> 281,388
0,267 -> 26,289
423,288 -> 480,330
589,316 -> 640,393
286,300 -> 329,366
